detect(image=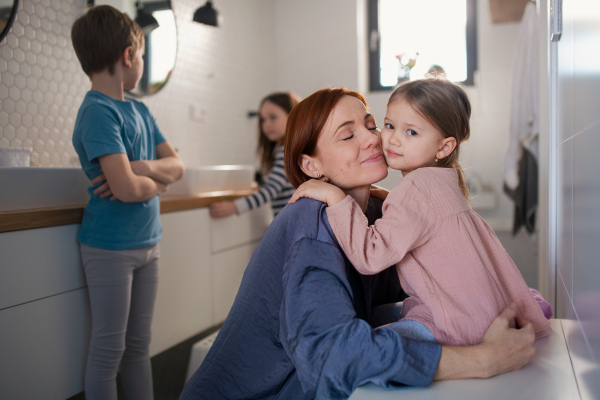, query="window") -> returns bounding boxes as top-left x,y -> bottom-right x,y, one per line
368,0 -> 478,91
